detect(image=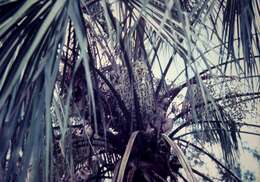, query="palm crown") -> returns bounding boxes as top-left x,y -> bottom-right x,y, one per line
0,0 -> 259,181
